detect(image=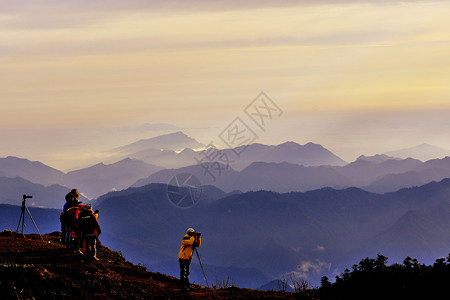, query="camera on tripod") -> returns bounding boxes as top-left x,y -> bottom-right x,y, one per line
16,194 -> 45,243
